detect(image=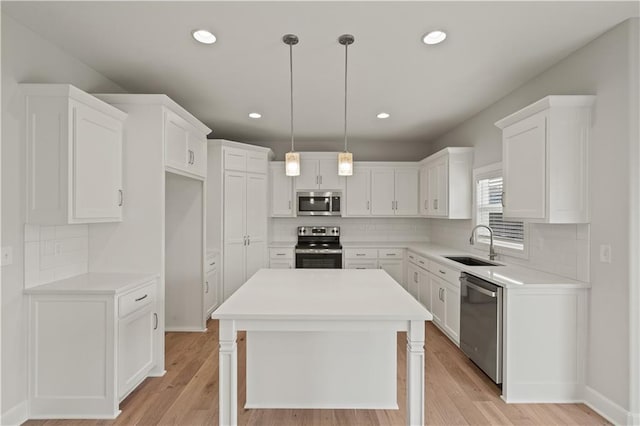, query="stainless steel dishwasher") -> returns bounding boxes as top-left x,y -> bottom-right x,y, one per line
459,273 -> 503,384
